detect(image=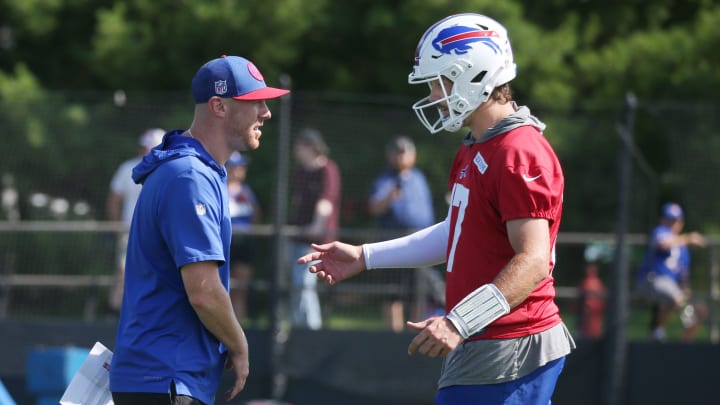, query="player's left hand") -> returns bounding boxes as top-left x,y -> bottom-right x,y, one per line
223,350 -> 249,401
406,316 -> 463,358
